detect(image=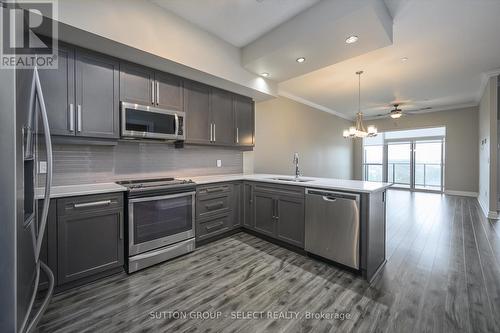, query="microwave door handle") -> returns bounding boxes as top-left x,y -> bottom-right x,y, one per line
175,114 -> 179,136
